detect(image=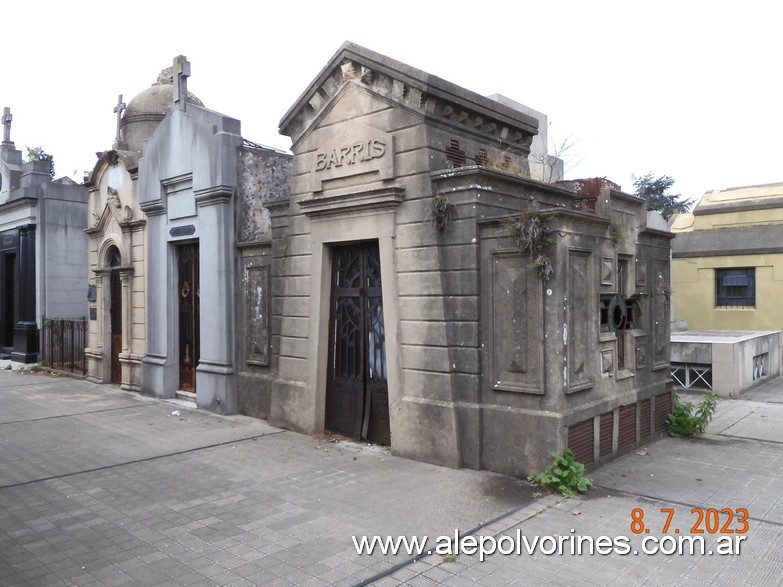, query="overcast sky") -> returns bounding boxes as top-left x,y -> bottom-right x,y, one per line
4,1 -> 780,202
